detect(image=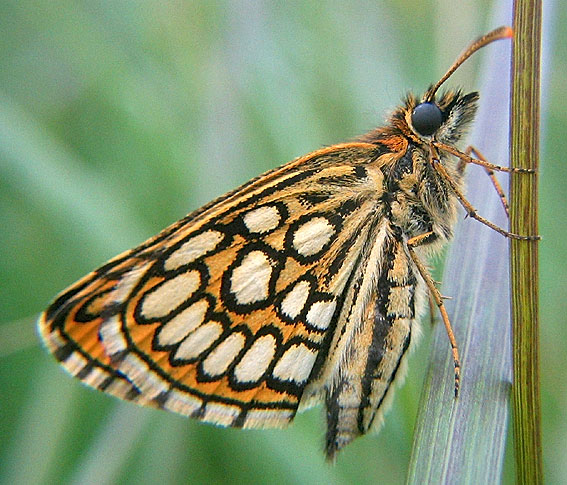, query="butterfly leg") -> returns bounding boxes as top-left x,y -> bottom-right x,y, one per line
434,140 -> 536,174
429,146 -> 539,241
427,287 -> 452,327
463,145 -> 510,216
407,232 -> 461,396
